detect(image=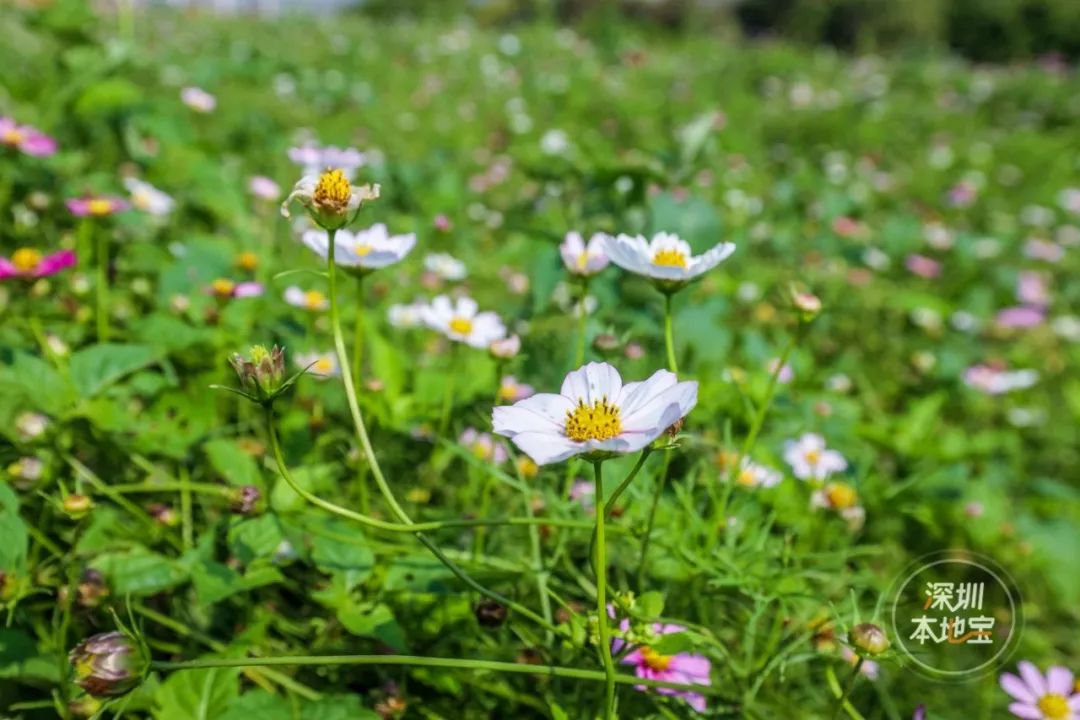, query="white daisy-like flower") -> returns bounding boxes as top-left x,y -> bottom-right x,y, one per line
810,481 -> 865,530
181,86 -> 216,113
300,223 -> 415,272
560,231 -> 610,276
604,232 -> 735,288
730,458 -> 783,489
387,300 -> 428,328
423,252 -> 467,281
281,169 -> 380,231
783,433 -> 847,481
421,295 -> 506,348
493,361 -> 698,466
295,351 -> 339,379
123,178 -> 175,216
283,286 -> 330,312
